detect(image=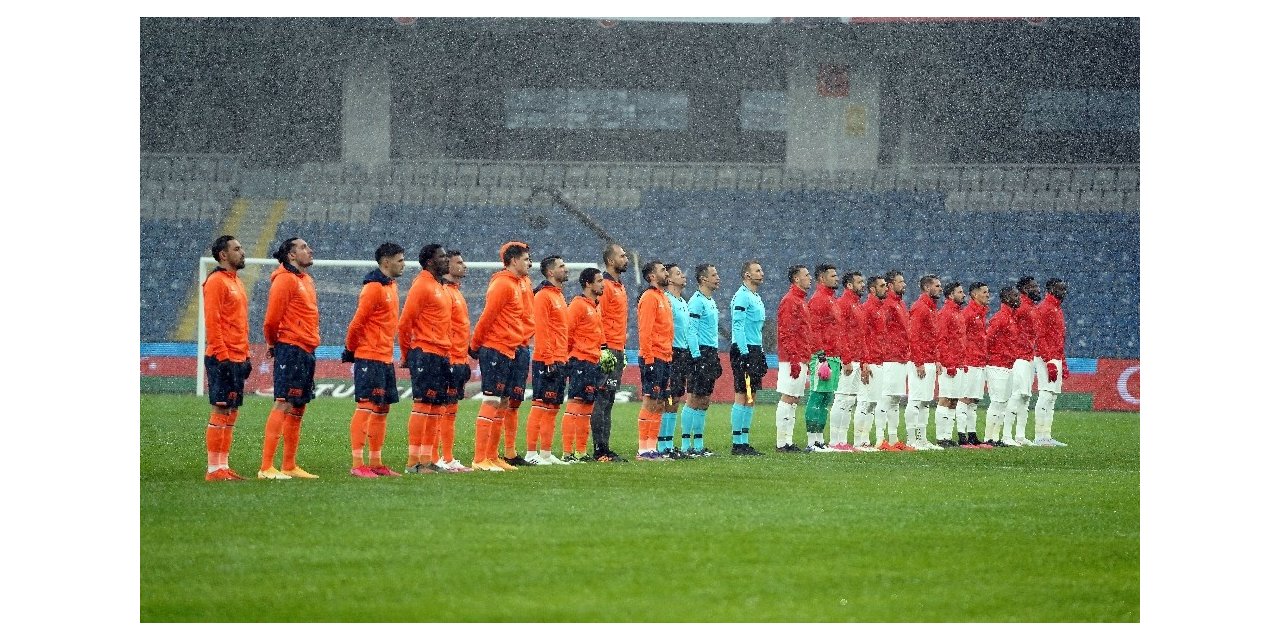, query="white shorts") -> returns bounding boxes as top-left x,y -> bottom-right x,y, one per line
961,366 -> 987,400
836,361 -> 861,395
986,365 -> 1012,403
879,361 -> 908,398
937,365 -> 964,399
1034,357 -> 1063,394
1009,359 -> 1034,398
907,362 -> 937,401
776,360 -> 808,397
862,363 -> 883,401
